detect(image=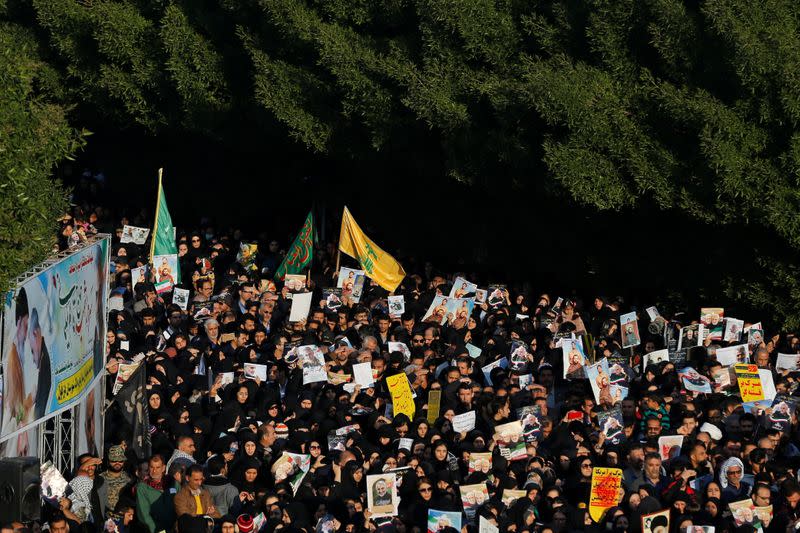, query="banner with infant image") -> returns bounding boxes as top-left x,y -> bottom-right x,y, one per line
1,237 -> 109,441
